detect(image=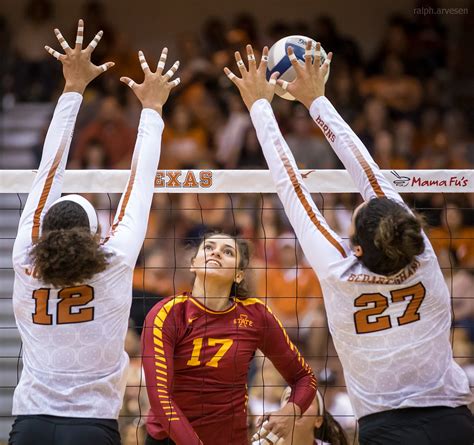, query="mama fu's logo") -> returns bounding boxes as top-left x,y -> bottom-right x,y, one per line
391,170 -> 469,188
234,314 -> 253,328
